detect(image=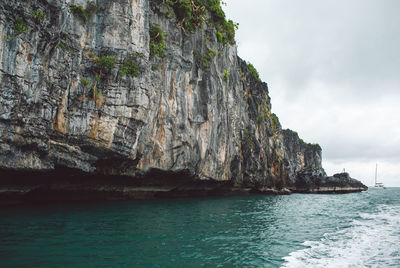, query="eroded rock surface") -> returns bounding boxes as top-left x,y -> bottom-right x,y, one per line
0,0 -> 366,202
